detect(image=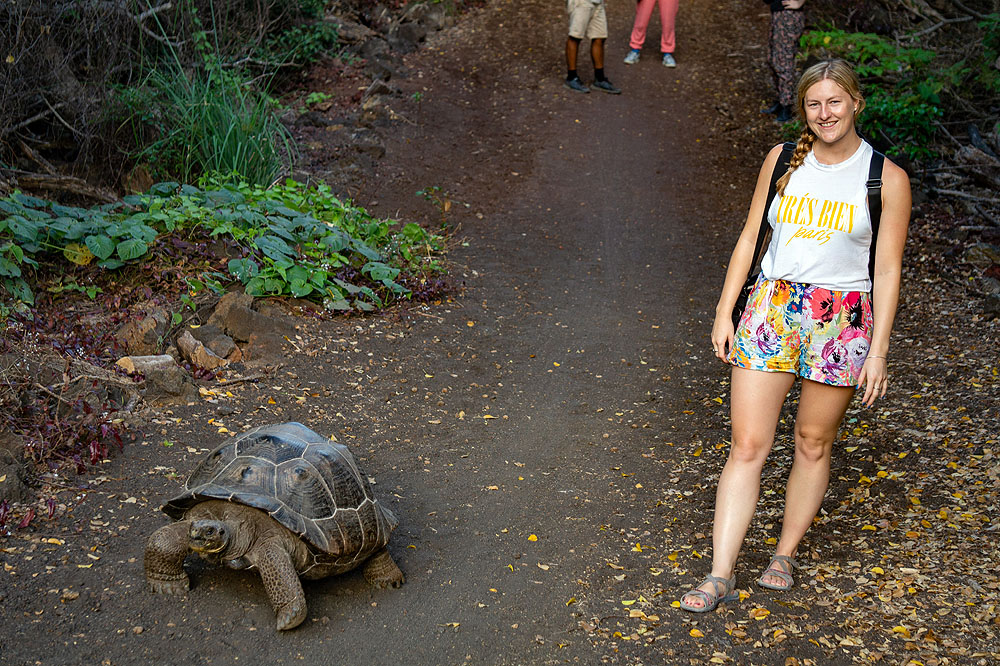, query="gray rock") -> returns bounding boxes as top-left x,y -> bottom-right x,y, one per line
115,354 -> 177,375
242,332 -> 287,366
324,16 -> 377,44
350,130 -> 387,158
365,58 -> 394,82
297,110 -> 333,128
117,308 -> 169,355
142,365 -> 199,406
984,294 -> 1000,320
396,21 -> 428,45
0,461 -> 31,504
404,2 -> 449,31
963,243 -> 1000,268
185,325 -> 237,359
364,79 -> 398,100
979,276 -> 1000,297
0,432 -> 30,503
359,38 -> 391,61
176,331 -> 229,370
209,291 -> 253,324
